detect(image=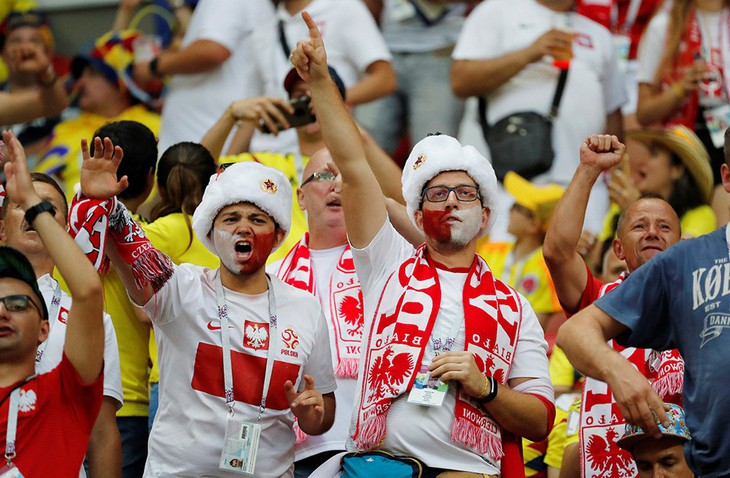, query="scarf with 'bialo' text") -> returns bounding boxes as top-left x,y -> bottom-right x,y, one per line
352,245 -> 522,463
